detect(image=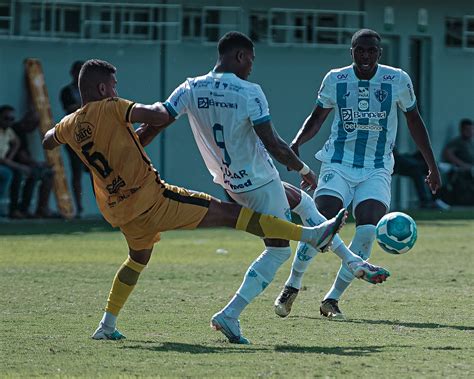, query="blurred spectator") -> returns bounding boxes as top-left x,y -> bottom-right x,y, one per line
393,148 -> 450,210
441,118 -> 474,205
1,105 -> 54,218
0,105 -> 18,215
10,108 -> 55,218
60,60 -> 87,218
